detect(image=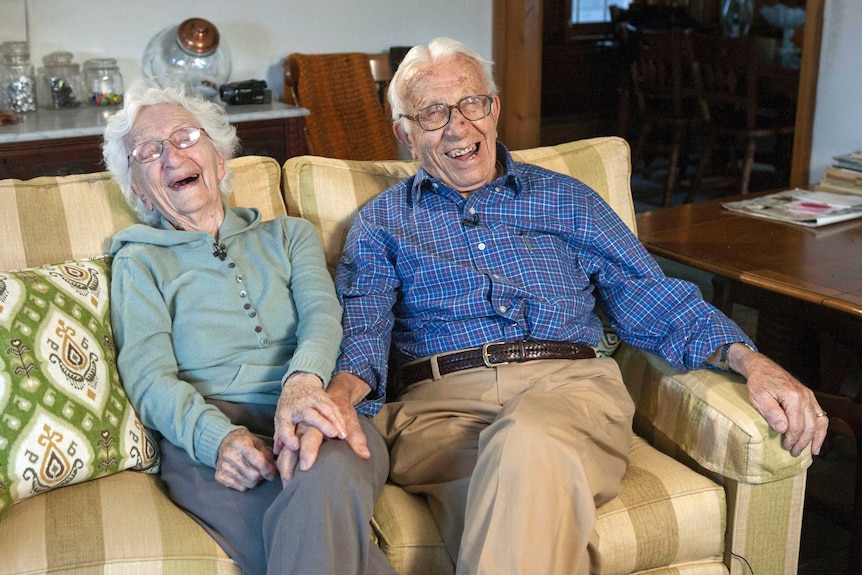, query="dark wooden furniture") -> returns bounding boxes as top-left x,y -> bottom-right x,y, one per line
627,26 -> 704,207
0,102 -> 308,180
685,33 -> 797,200
636,192 -> 862,315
